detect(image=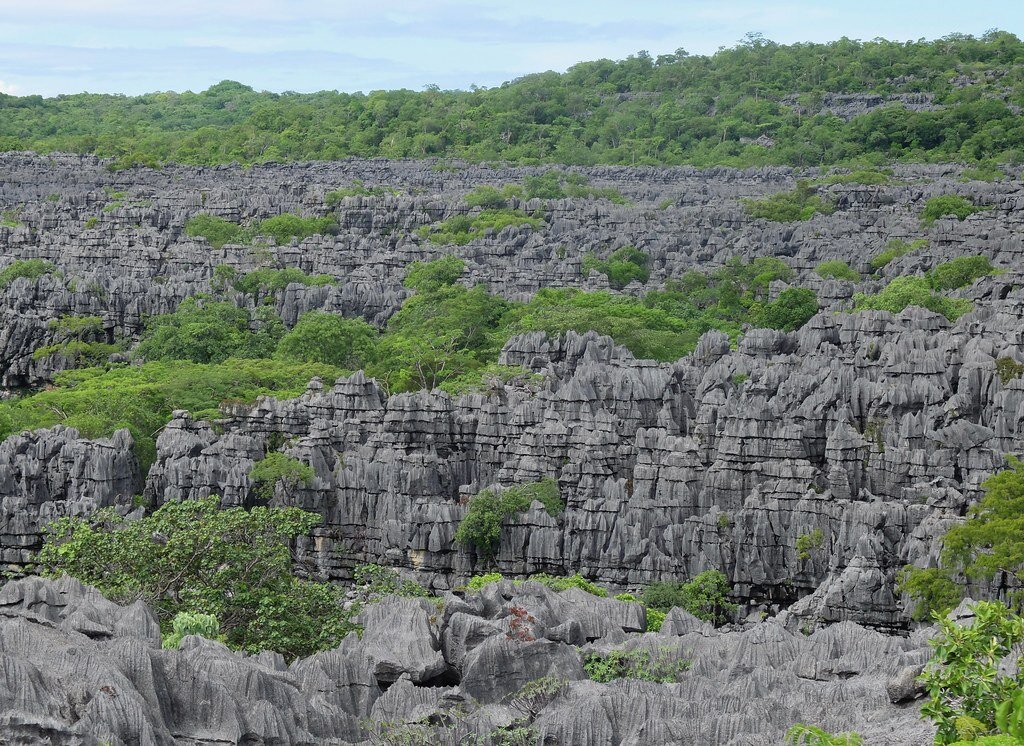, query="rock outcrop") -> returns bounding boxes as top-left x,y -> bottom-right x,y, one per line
0,576 -> 935,745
